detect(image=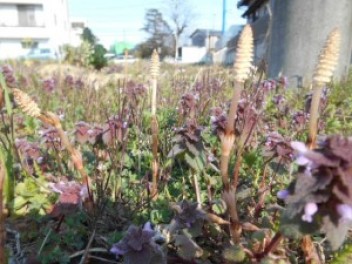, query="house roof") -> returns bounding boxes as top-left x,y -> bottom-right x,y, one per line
190,29 -> 222,38
237,0 -> 252,7
237,0 -> 268,17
